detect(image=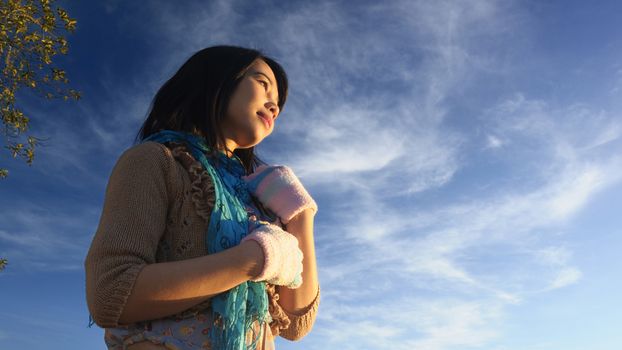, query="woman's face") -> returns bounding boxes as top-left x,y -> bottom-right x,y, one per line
221,58 -> 280,154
